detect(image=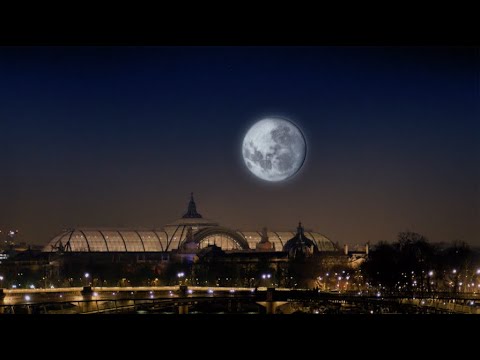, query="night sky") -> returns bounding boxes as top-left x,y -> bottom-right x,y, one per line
1,46 -> 478,247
